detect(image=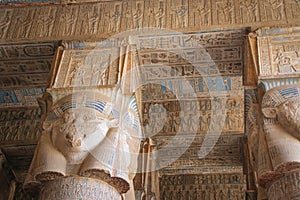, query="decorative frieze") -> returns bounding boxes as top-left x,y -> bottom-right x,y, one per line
159,173 -> 246,200
39,177 -> 122,200
0,0 -> 298,42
